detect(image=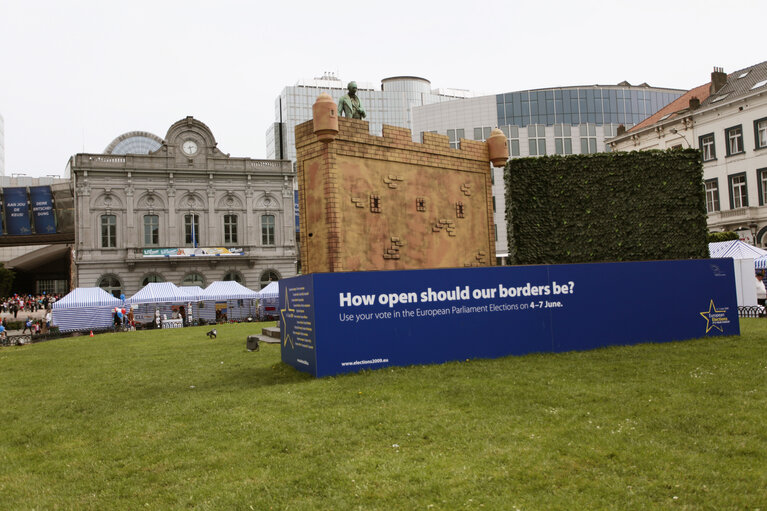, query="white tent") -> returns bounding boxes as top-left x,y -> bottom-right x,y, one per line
126,282 -> 193,304
179,286 -> 204,301
51,287 -> 123,332
709,240 -> 766,306
709,240 -> 767,259
198,281 -> 260,322
257,281 -> 279,299
200,281 -> 260,301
